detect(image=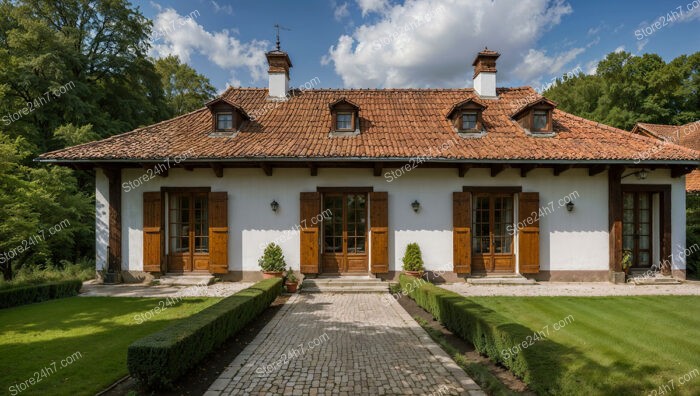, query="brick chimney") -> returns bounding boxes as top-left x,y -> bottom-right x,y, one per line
472,48 -> 499,98
266,49 -> 292,99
